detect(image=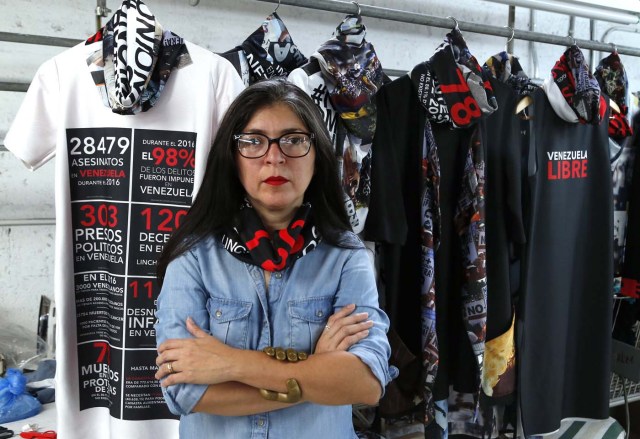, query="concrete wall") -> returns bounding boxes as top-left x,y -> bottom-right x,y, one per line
2,0 -> 639,338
